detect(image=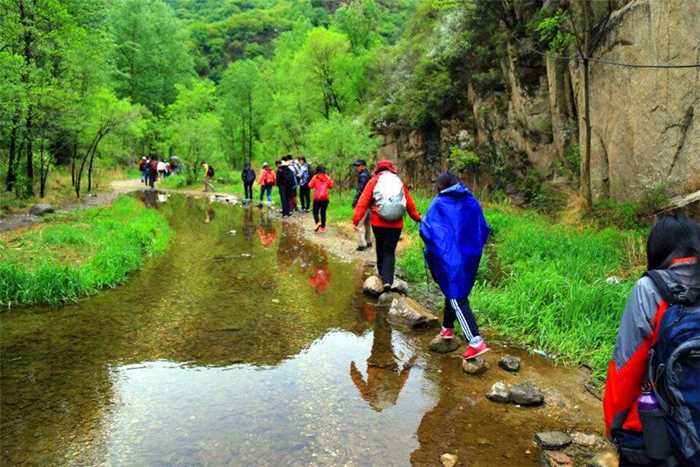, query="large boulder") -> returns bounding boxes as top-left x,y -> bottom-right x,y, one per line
29,204 -> 54,216
362,276 -> 384,297
429,335 -> 461,353
510,383 -> 545,406
387,296 -> 440,329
